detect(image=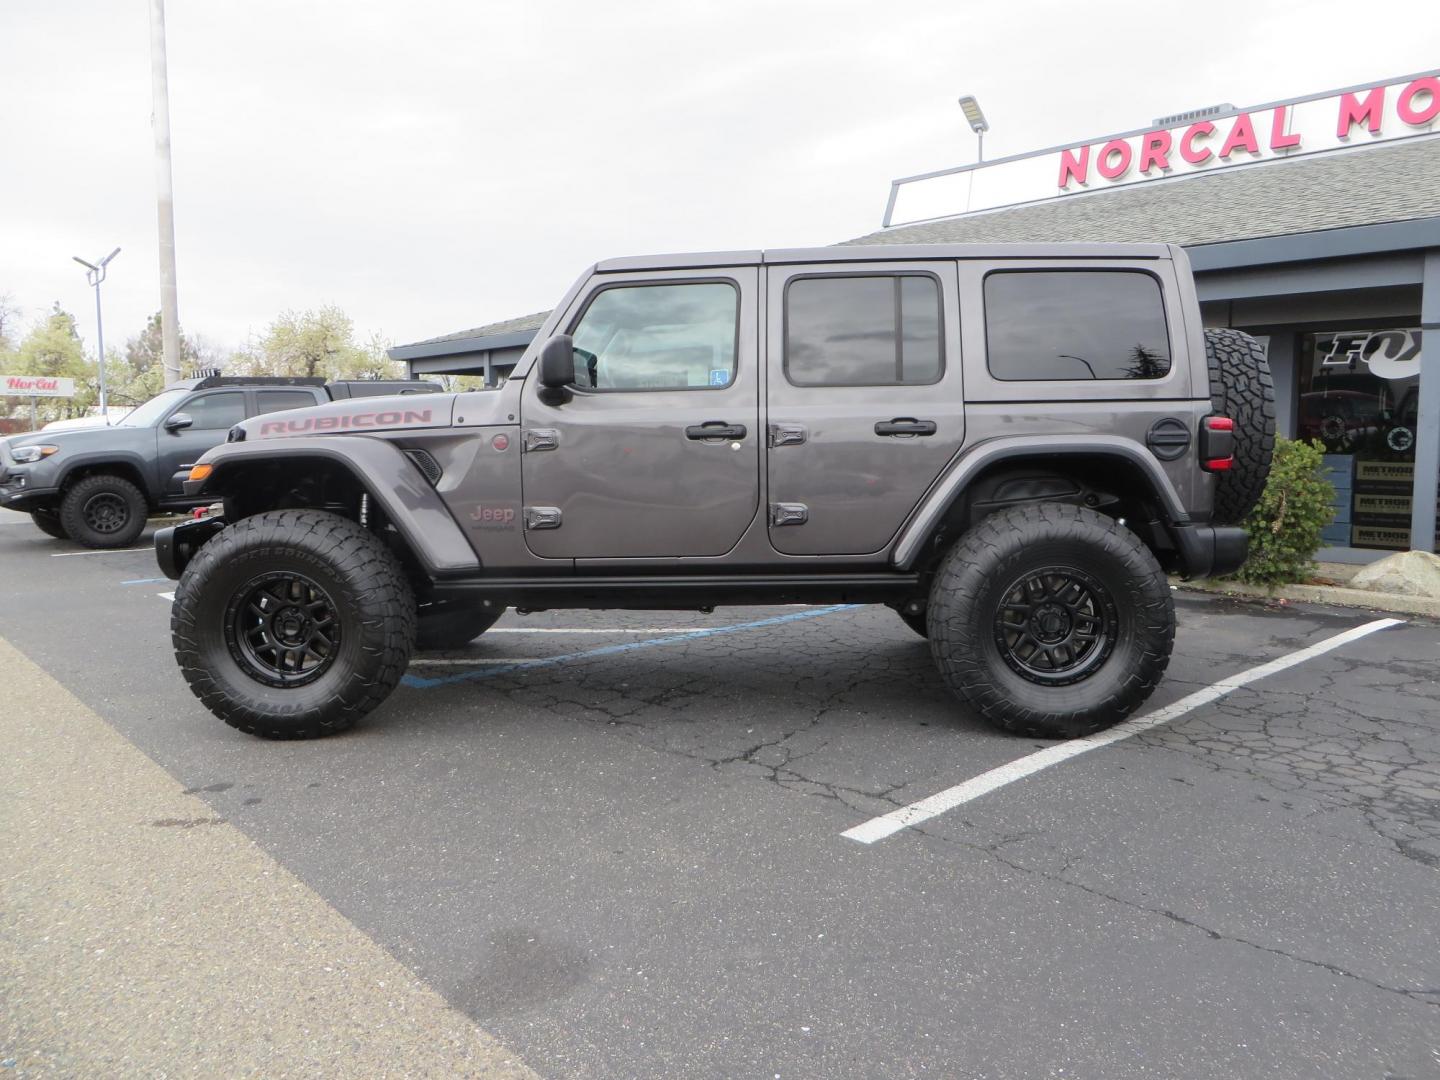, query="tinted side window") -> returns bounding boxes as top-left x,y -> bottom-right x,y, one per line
570,282 -> 738,391
181,391 -> 246,430
785,275 -> 942,386
984,271 -> 1171,381
256,390 -> 319,414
